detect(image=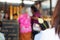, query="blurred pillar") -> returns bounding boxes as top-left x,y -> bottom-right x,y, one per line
50,0 -> 52,16
22,0 -> 24,3
10,5 -> 13,20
